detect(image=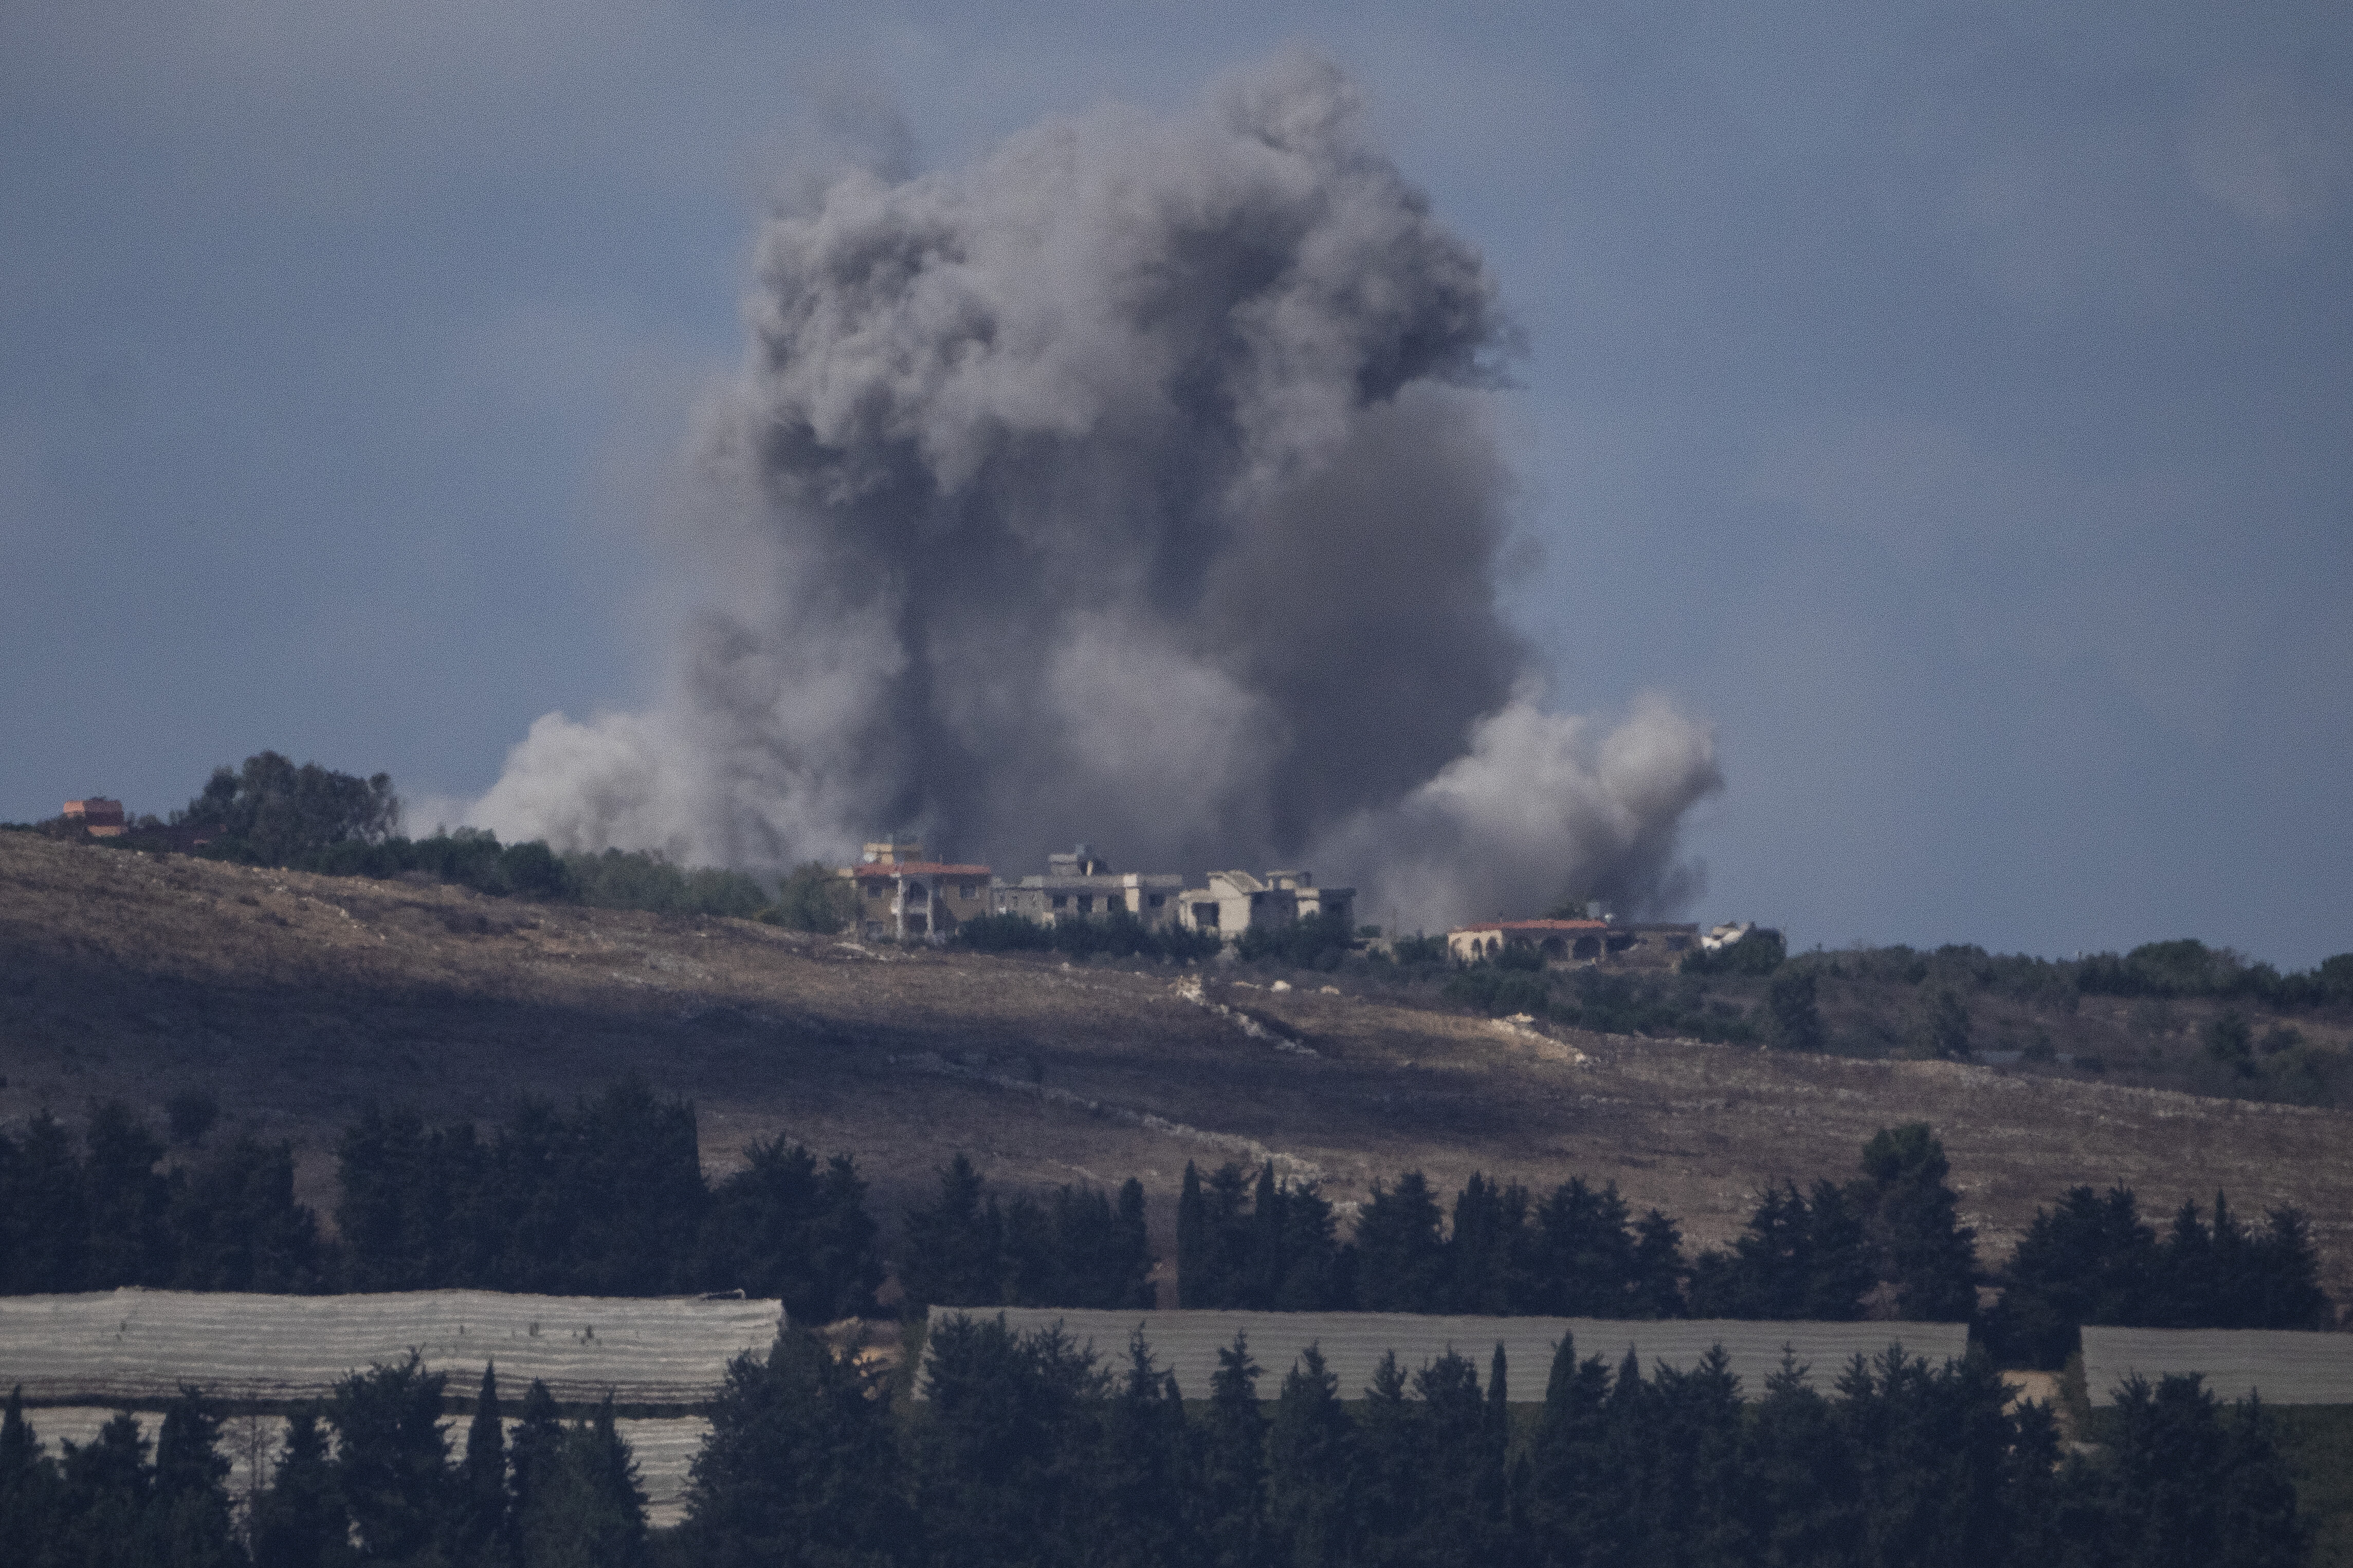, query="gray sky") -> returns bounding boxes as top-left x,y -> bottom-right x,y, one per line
4,2 -> 2347,966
